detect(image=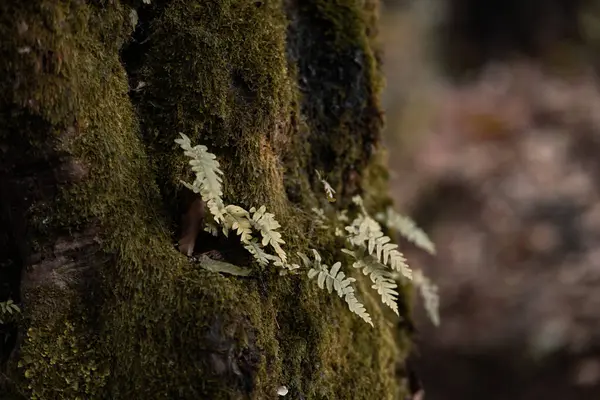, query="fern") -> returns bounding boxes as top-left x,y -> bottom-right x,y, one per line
243,240 -> 274,267
0,299 -> 20,324
345,213 -> 412,280
177,134 -> 292,270
373,205 -> 439,325
204,222 -> 220,237
249,206 -> 287,264
176,134 -> 440,327
302,250 -> 373,326
377,207 -> 436,254
312,207 -> 330,229
222,205 -> 253,242
175,133 -> 226,223
342,196 -> 441,326
197,255 -> 252,277
412,269 -> 440,326
342,248 -> 399,315
336,209 -> 349,223
315,170 -> 336,203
